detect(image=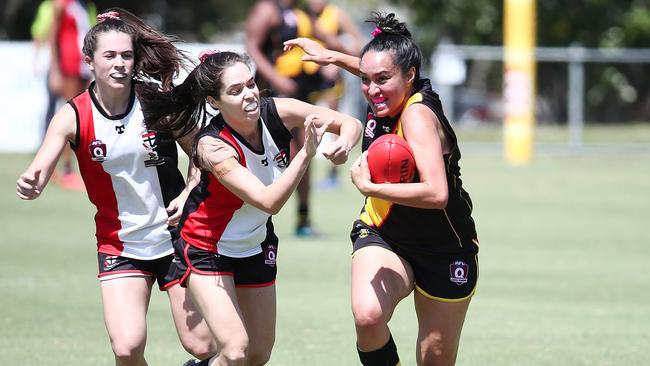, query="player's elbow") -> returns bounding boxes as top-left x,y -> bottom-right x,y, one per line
254,198 -> 283,215
423,189 -> 448,209
261,205 -> 282,216
431,194 -> 448,209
